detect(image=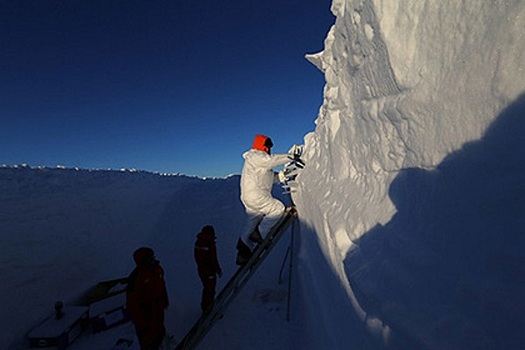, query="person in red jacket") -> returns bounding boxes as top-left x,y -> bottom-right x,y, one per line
194,225 -> 222,311
126,247 -> 169,350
